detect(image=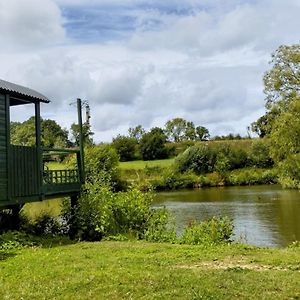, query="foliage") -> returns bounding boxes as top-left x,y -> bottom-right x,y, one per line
66,178 -> 171,241
227,168 -> 278,186
165,118 -> 188,142
174,144 -> 216,174
144,209 -> 176,243
11,117 -> 69,148
21,213 -> 67,236
268,98 -> 300,162
195,125 -> 210,141
139,127 -> 168,160
179,217 -> 233,245
248,139 -> 273,168
277,154 -> 300,189
214,144 -> 248,173
250,109 -> 280,138
112,135 -> 137,161
263,44 -> 300,108
0,231 -> 37,251
251,44 -> 300,188
84,144 -> 120,185
70,122 -> 94,146
128,125 -> 145,142
164,118 -> 210,142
